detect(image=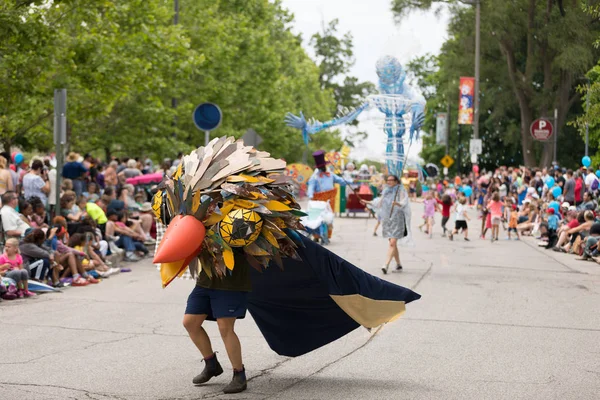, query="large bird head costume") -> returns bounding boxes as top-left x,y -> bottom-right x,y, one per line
152,136 -> 305,288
